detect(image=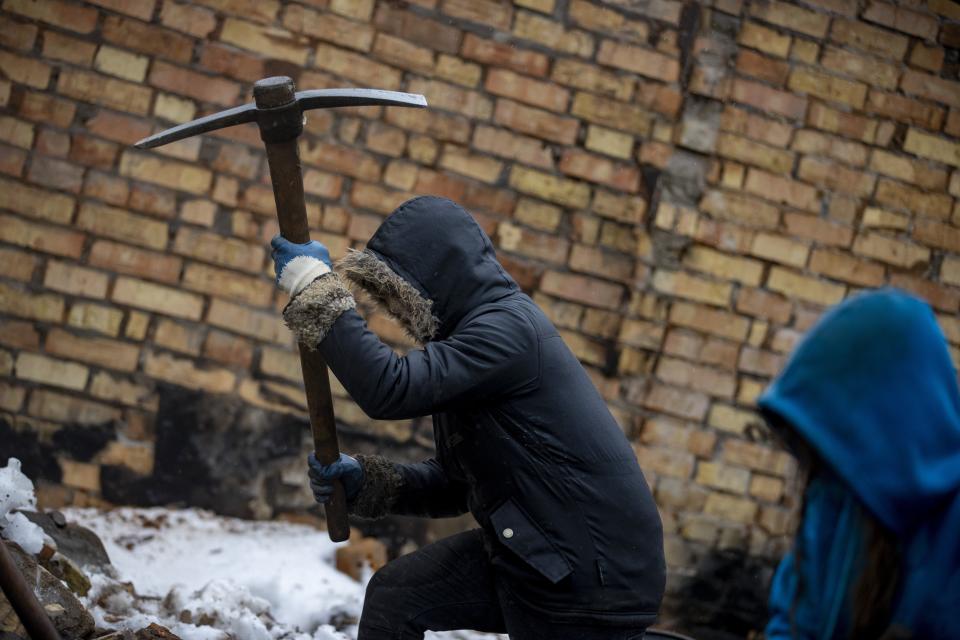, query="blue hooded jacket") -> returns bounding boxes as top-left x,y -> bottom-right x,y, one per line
758,289 -> 960,639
